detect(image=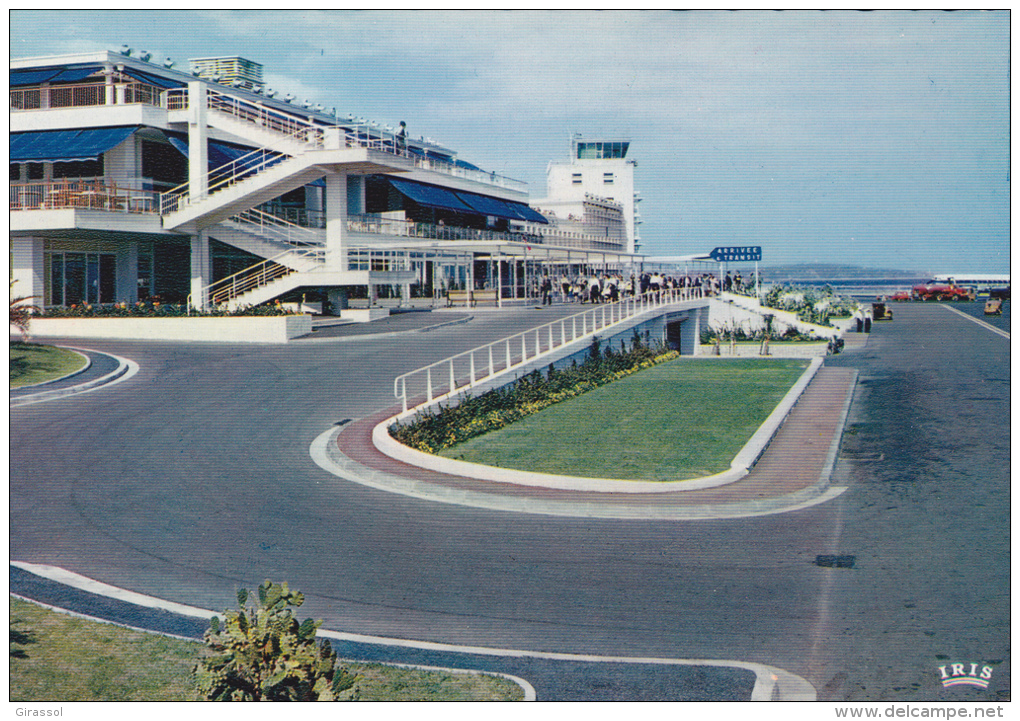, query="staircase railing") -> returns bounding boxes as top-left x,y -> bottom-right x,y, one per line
190,247 -> 324,309
160,88 -> 328,217
392,288 -> 697,417
160,147 -> 298,216
225,207 -> 326,248
206,88 -> 326,148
